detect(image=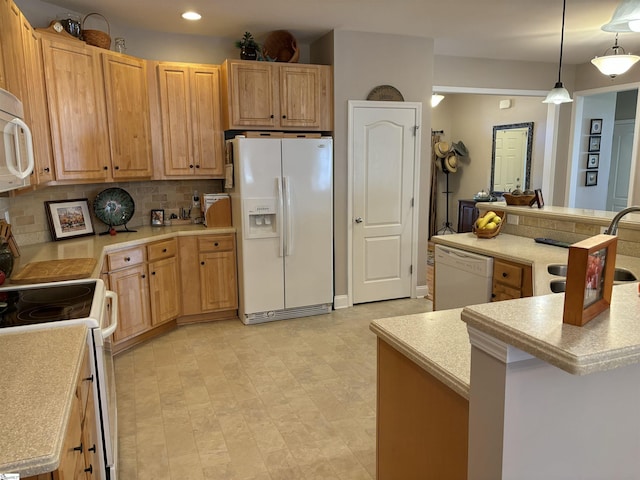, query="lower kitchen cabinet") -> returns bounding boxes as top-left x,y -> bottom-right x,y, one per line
492,258 -> 533,301
179,234 -> 238,319
147,239 -> 180,326
457,199 -> 479,233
